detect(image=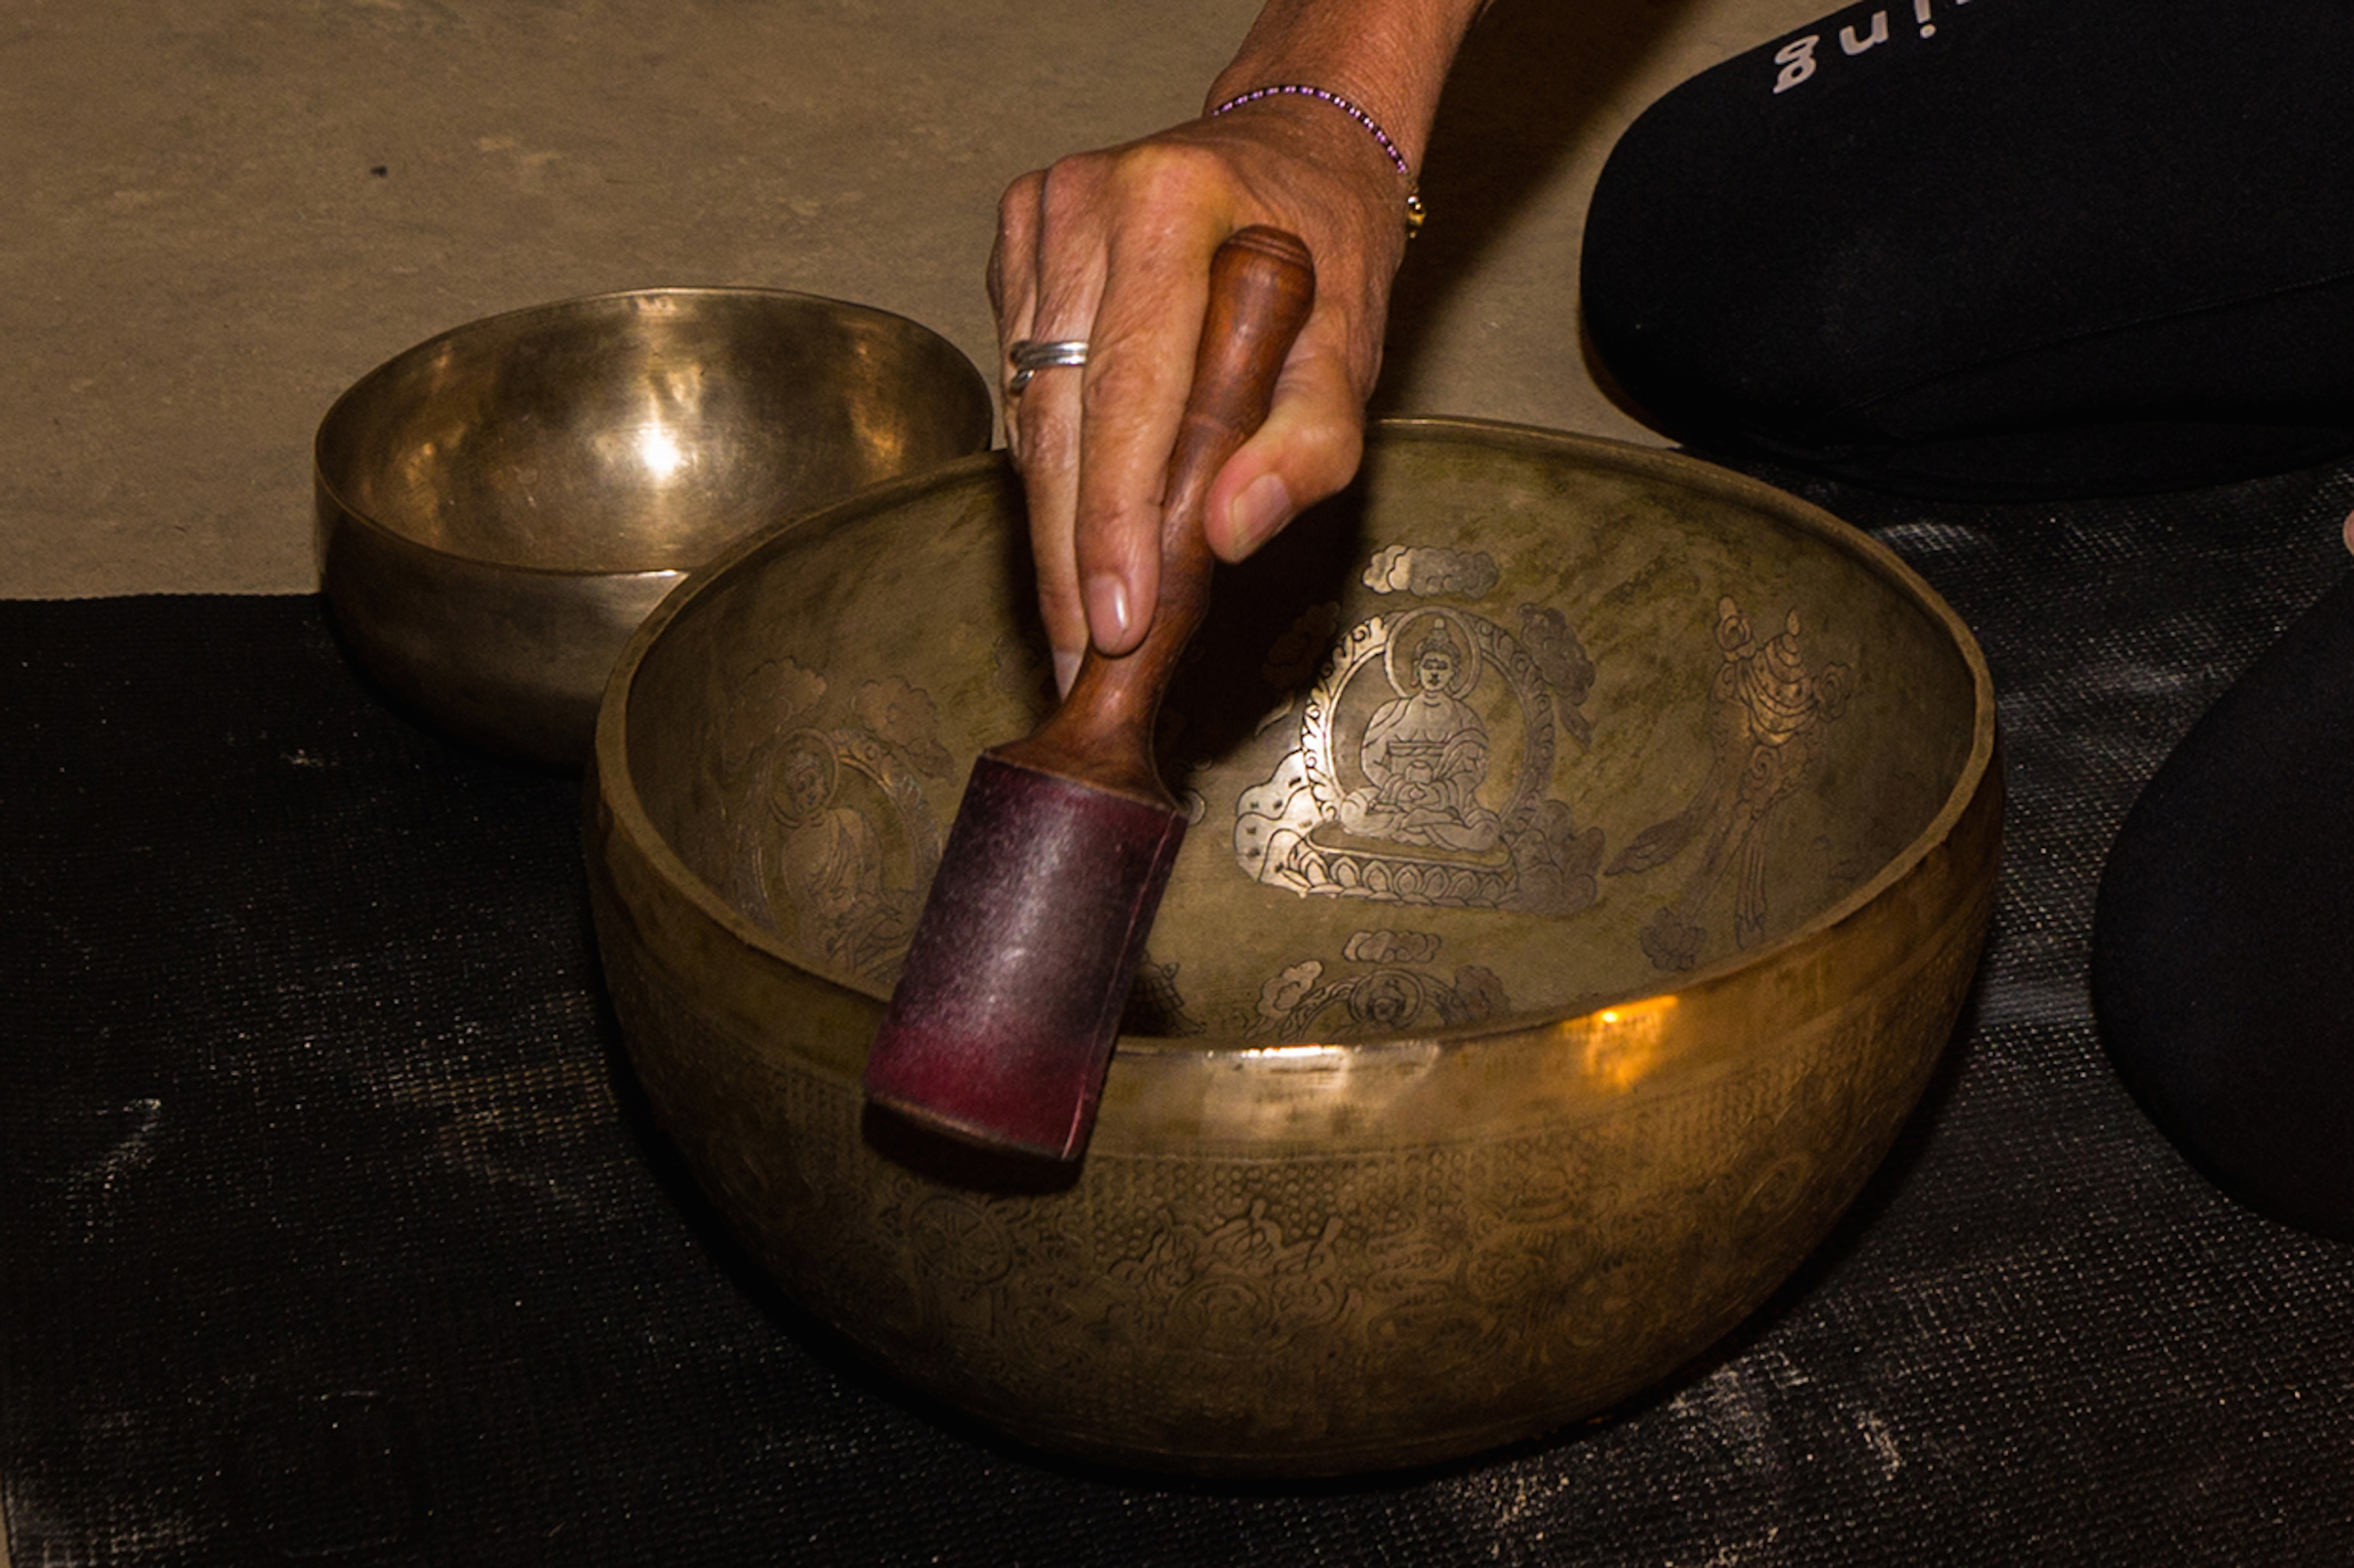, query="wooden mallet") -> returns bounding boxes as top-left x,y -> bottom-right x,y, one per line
862,225 -> 1316,1161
